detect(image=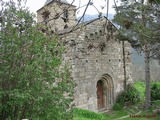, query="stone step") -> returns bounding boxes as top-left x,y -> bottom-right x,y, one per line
98,108 -> 108,113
